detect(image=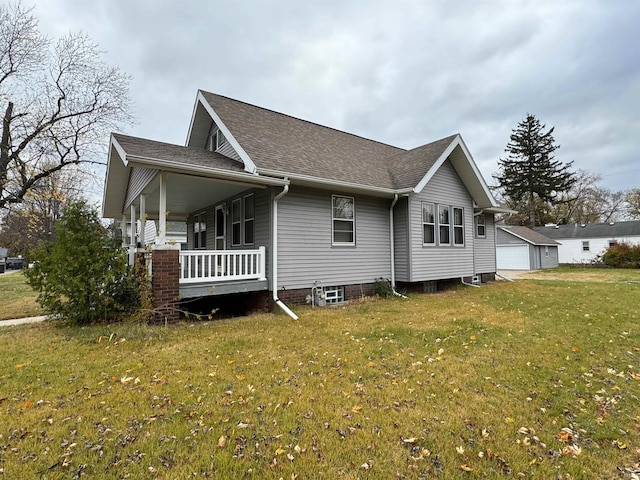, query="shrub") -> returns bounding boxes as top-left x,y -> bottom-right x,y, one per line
374,277 -> 394,297
25,201 -> 141,323
601,242 -> 640,269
